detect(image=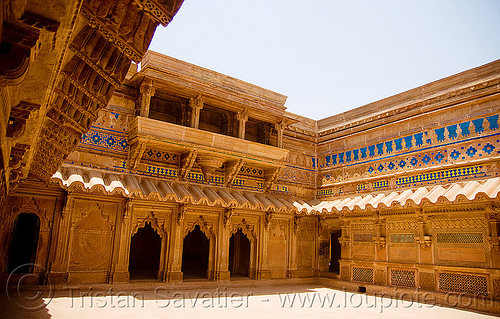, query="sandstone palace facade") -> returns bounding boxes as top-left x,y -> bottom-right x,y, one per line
1,0 -> 500,305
